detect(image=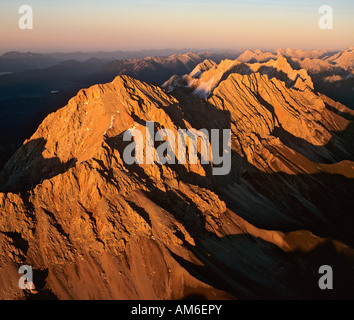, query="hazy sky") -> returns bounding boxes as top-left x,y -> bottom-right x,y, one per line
0,0 -> 353,53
